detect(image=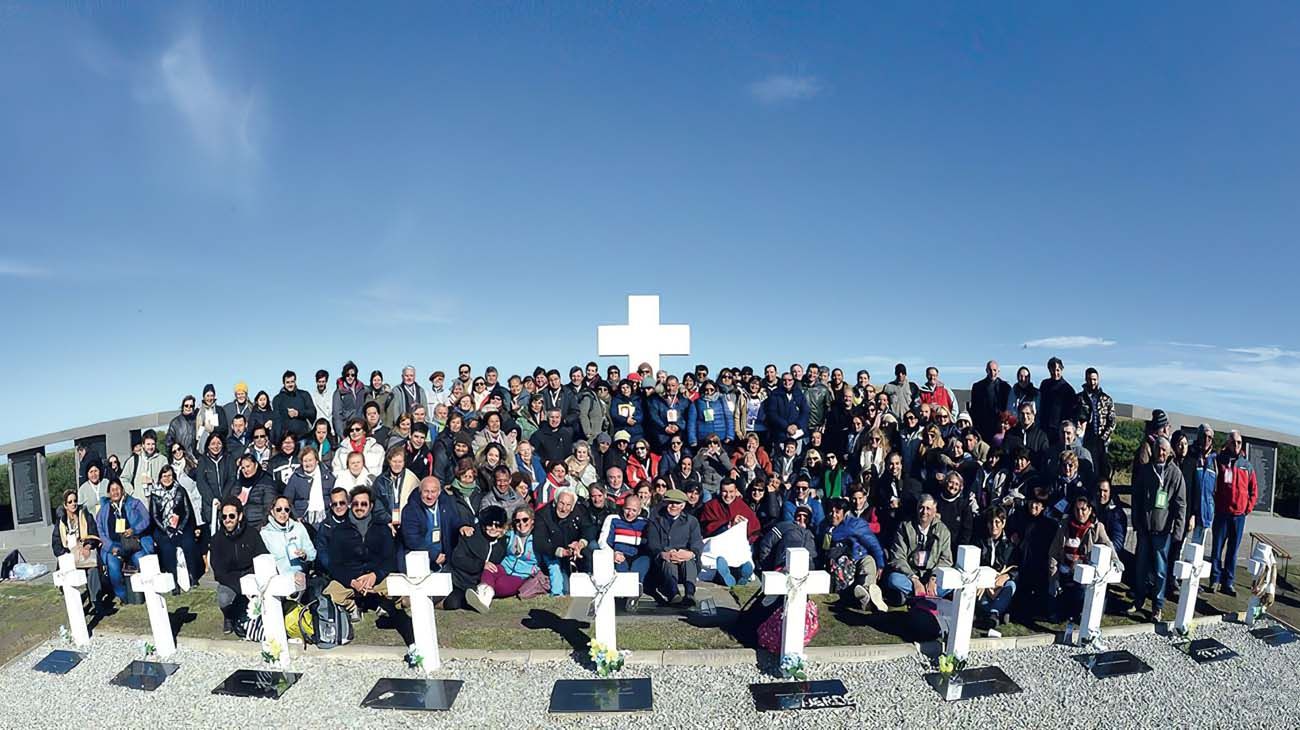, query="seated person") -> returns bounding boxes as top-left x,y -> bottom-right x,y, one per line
96,479 -> 154,604
210,497 -> 268,634
227,454 -> 277,530
449,506 -> 514,612
578,483 -> 619,547
976,507 -> 1018,624
150,465 -> 199,588
312,486 -> 353,578
502,505 -> 543,593
781,475 -> 826,529
324,486 -> 397,620
744,476 -> 785,532
533,488 -> 588,596
820,498 -> 887,612
606,494 -> 651,589
1047,495 -> 1112,623
698,478 -> 761,586
645,489 -> 704,606
756,505 -> 818,571
260,495 -> 316,595
1010,489 -> 1059,619
399,476 -> 471,572
884,494 -> 953,602
51,489 -> 105,613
